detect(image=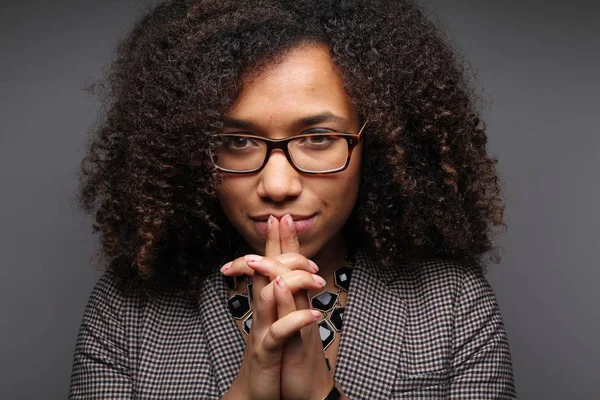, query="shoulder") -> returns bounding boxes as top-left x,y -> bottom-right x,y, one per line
85,269 -> 144,313
391,257 -> 499,318
405,257 -> 490,292
83,268 -> 198,324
